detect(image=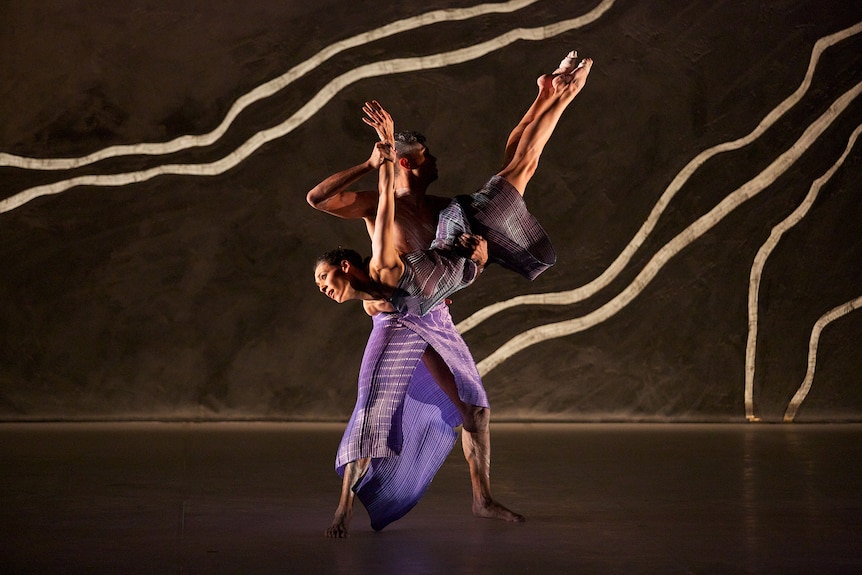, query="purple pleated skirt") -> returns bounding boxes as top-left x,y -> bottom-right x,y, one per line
335,303 -> 488,530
